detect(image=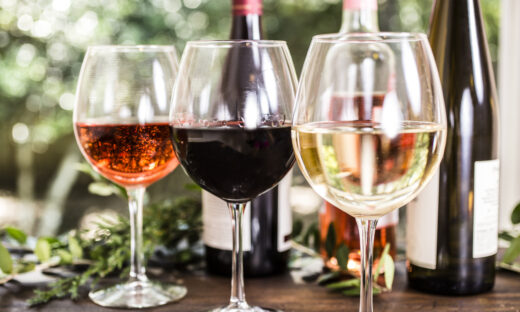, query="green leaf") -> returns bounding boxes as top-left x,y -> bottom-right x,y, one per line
88,182 -> 119,197
342,287 -> 360,296
56,249 -> 73,264
502,236 -> 520,264
292,219 -> 303,238
68,236 -> 83,259
5,226 -> 27,244
42,237 -> 62,246
317,271 -> 340,285
184,183 -> 202,191
35,238 -> 52,263
74,162 -> 97,177
499,231 -> 515,242
326,278 -> 360,290
336,243 -> 350,271
383,254 -> 395,290
325,223 -> 336,258
312,225 -> 321,252
374,243 -> 390,282
512,203 -> 520,225
302,221 -> 320,251
0,243 -> 13,274
17,262 -> 35,274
